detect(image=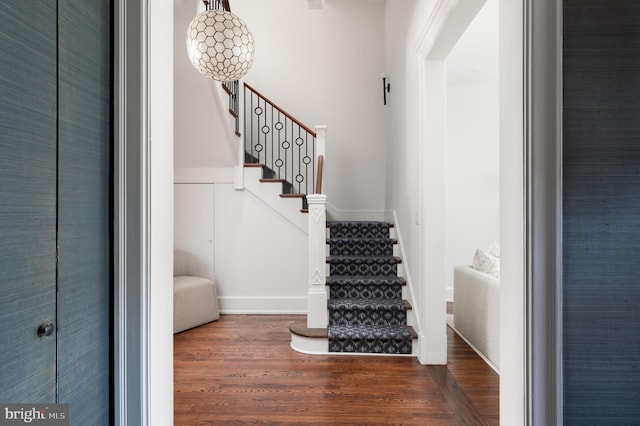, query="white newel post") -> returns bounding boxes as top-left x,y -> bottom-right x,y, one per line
306,194 -> 328,328
307,125 -> 327,328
